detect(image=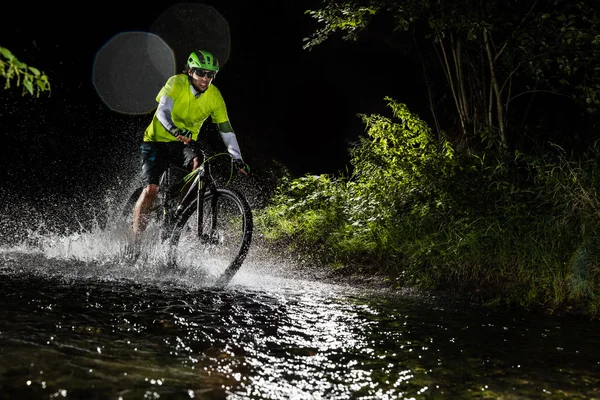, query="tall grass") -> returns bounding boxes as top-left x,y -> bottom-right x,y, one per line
256,98 -> 600,318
